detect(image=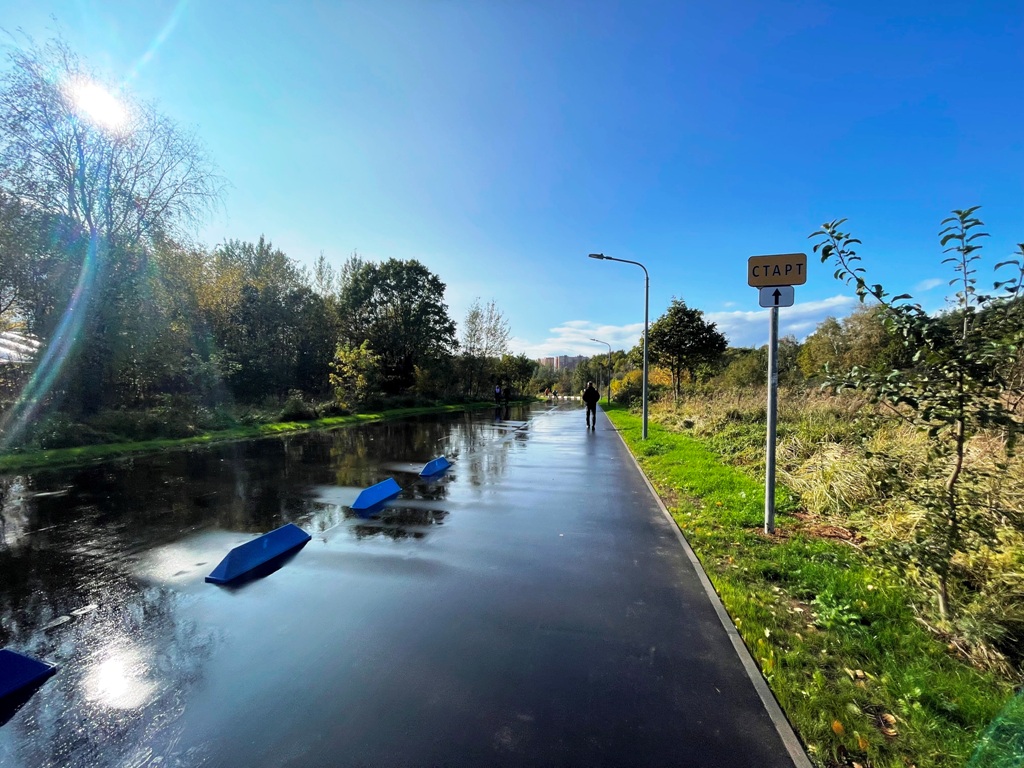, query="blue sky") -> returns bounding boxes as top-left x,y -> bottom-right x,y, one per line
2,0 -> 1021,353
